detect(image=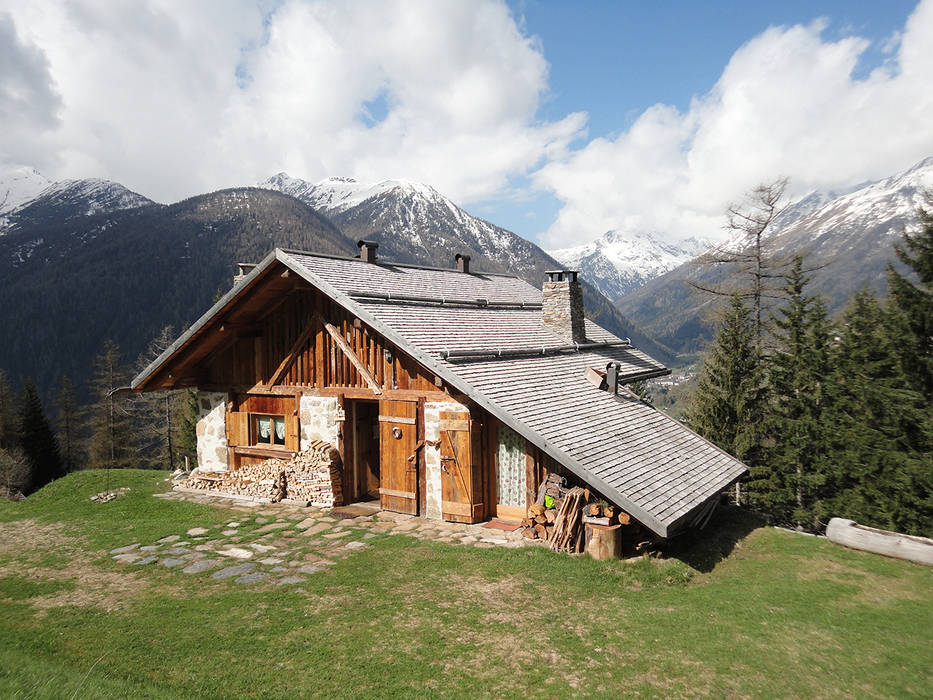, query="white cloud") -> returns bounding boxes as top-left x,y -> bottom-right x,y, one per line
0,0 -> 584,203
536,0 -> 933,248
